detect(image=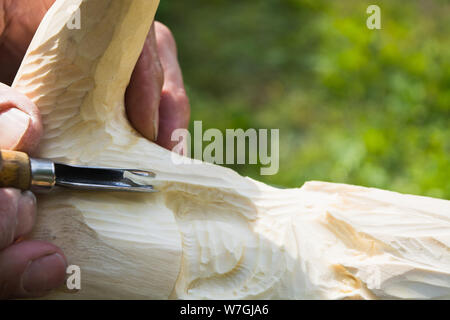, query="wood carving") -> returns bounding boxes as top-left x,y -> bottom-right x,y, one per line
12,0 -> 450,299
